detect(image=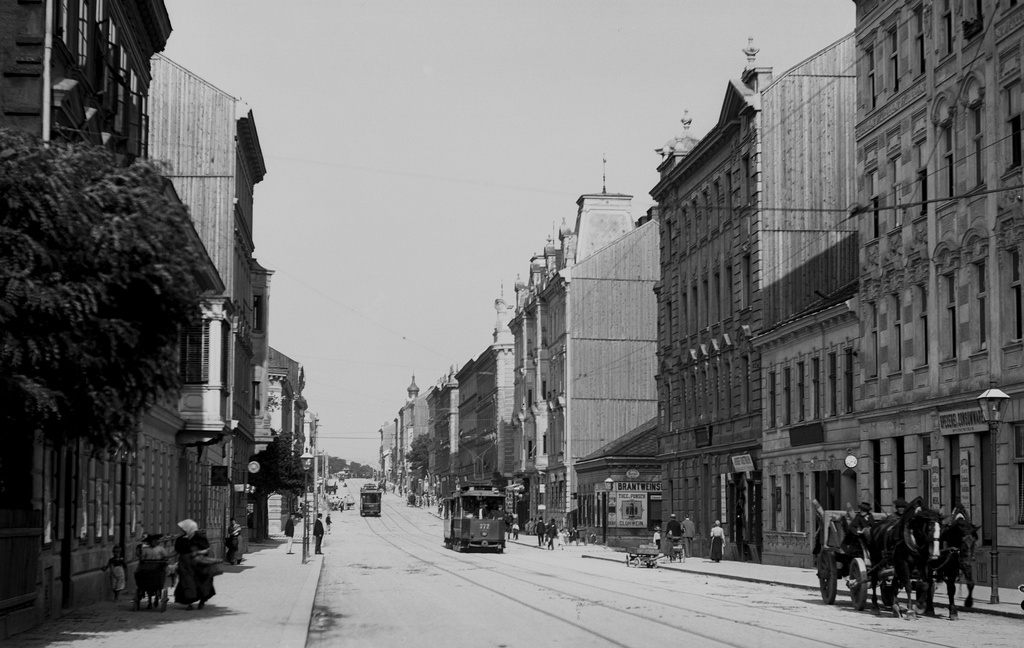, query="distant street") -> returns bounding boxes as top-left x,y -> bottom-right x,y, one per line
308,482 -> 1019,648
